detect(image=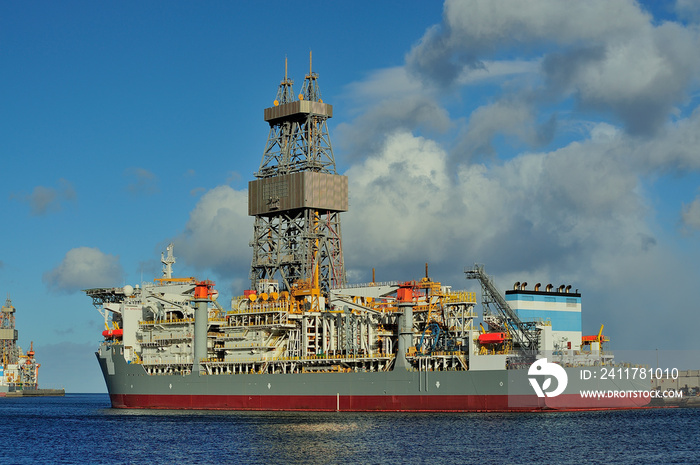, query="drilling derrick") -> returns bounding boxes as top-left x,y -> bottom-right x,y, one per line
1,296 -> 18,366
249,55 -> 348,295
